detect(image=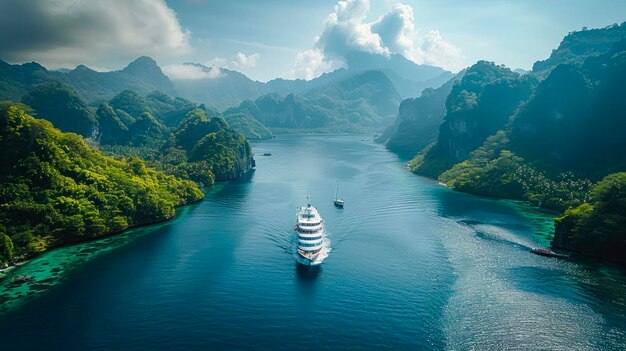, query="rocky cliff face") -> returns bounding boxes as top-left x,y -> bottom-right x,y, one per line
409,61 -> 536,177
437,64 -> 536,163
378,72 -> 462,157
